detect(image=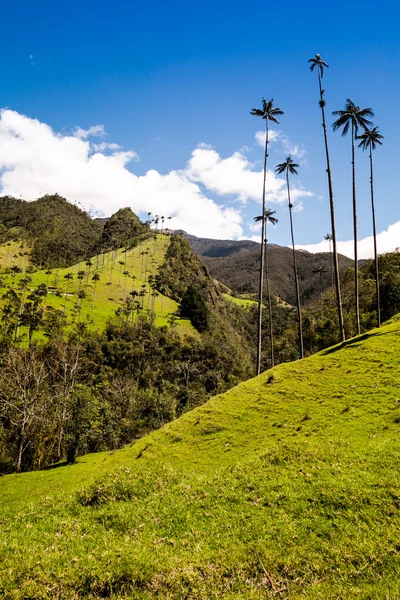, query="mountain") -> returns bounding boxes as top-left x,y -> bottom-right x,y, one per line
179,231 -> 353,305
0,194 -> 102,267
0,196 -> 149,268
1,315 -> 400,598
